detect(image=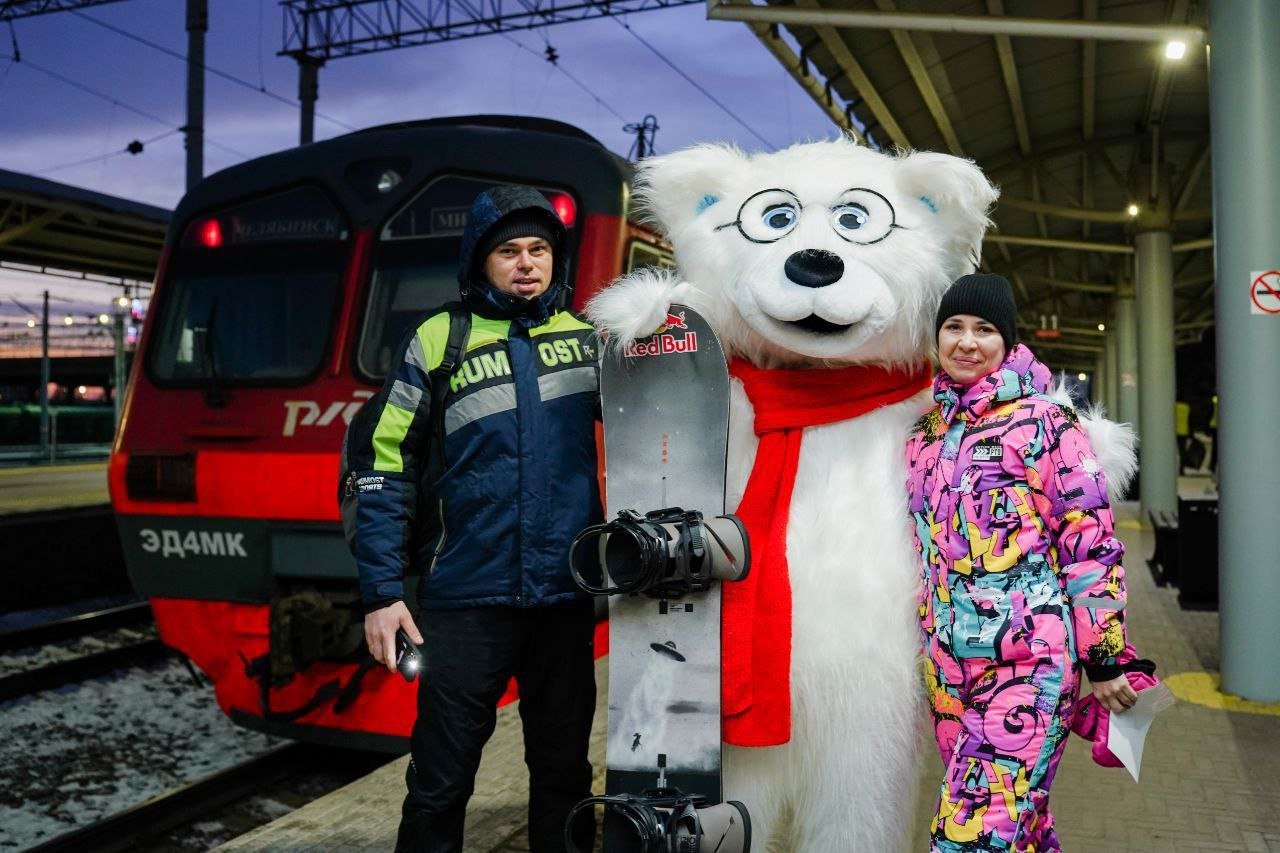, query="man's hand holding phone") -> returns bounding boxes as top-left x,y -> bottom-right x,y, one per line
364,600 -> 423,676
